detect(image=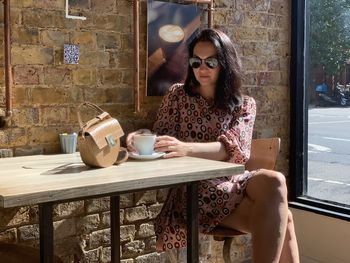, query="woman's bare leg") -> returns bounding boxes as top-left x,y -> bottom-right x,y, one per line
220,169 -> 293,263
279,210 -> 300,263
